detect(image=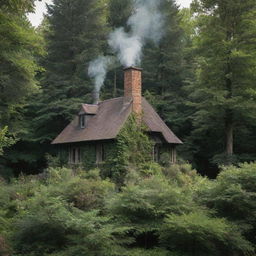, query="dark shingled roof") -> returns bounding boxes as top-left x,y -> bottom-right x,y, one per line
52,97 -> 182,145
